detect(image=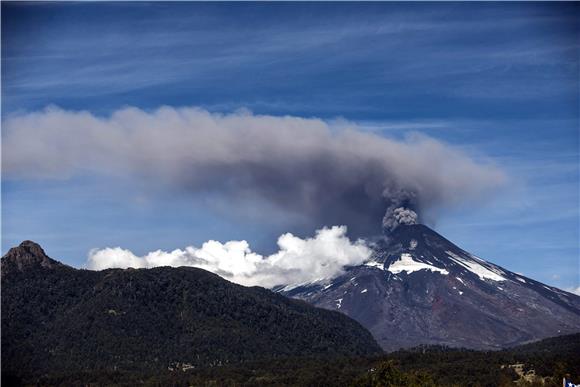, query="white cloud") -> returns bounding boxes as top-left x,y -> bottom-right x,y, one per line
86,225 -> 372,288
